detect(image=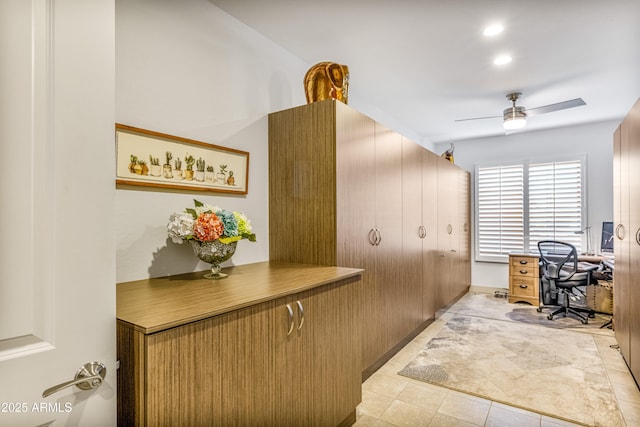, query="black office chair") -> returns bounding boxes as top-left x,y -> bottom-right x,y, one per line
537,240 -> 595,324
